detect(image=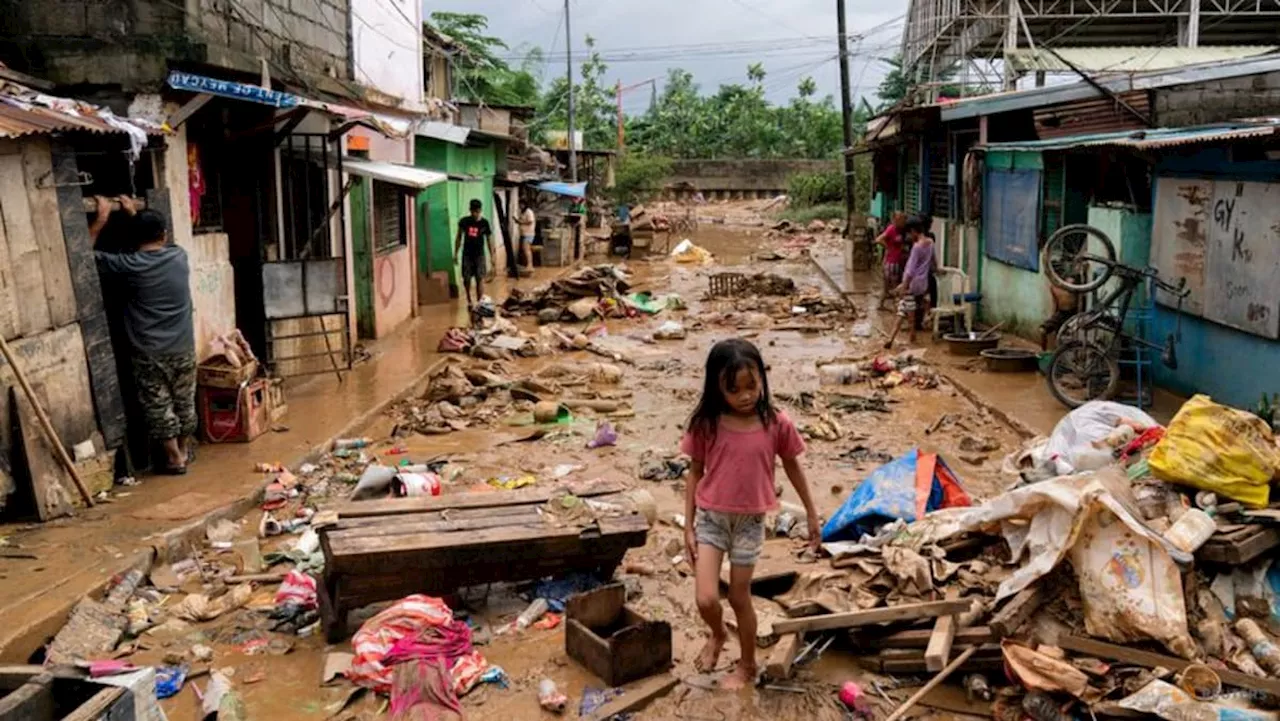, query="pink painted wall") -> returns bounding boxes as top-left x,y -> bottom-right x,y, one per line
373,244 -> 414,337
